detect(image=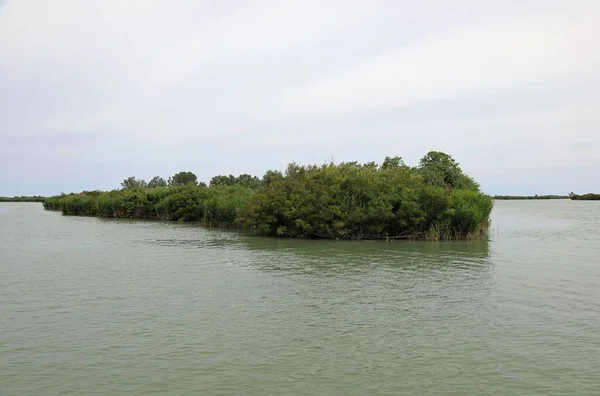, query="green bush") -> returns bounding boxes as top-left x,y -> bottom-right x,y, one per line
42,152 -> 493,240
238,160 -> 492,240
